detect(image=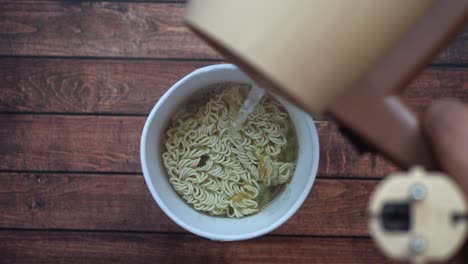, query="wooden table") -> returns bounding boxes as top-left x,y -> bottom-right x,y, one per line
0,1 -> 466,263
